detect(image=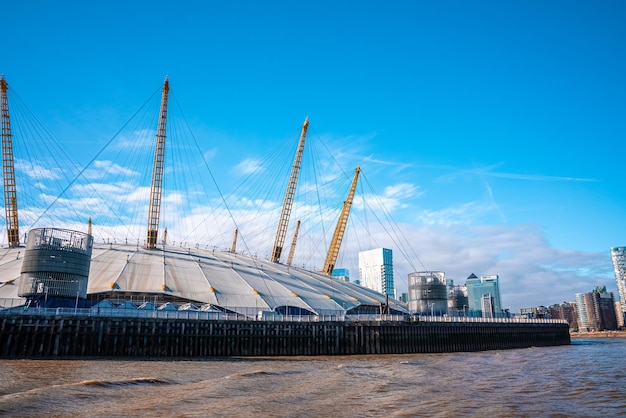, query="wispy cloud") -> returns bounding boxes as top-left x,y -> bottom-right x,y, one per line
355,182 -> 423,213
82,160 -> 139,180
115,129 -> 154,149
233,158 -> 264,176
203,148 -> 218,161
383,183 -> 421,200
480,177 -> 507,223
484,171 -> 597,182
417,201 -> 496,226
360,155 -> 413,172
437,162 -> 598,183
15,159 -> 63,180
